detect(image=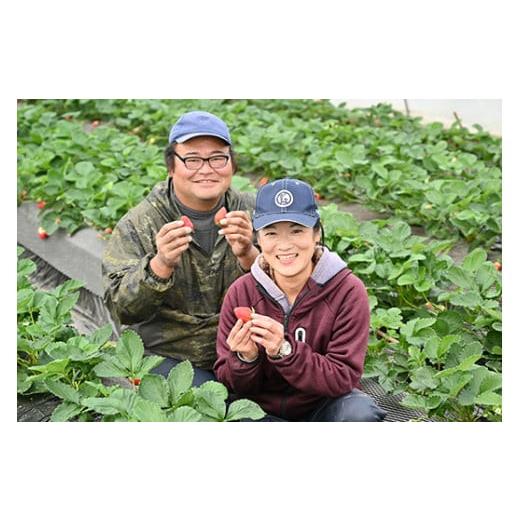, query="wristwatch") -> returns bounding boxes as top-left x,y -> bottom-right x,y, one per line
271,340 -> 292,359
